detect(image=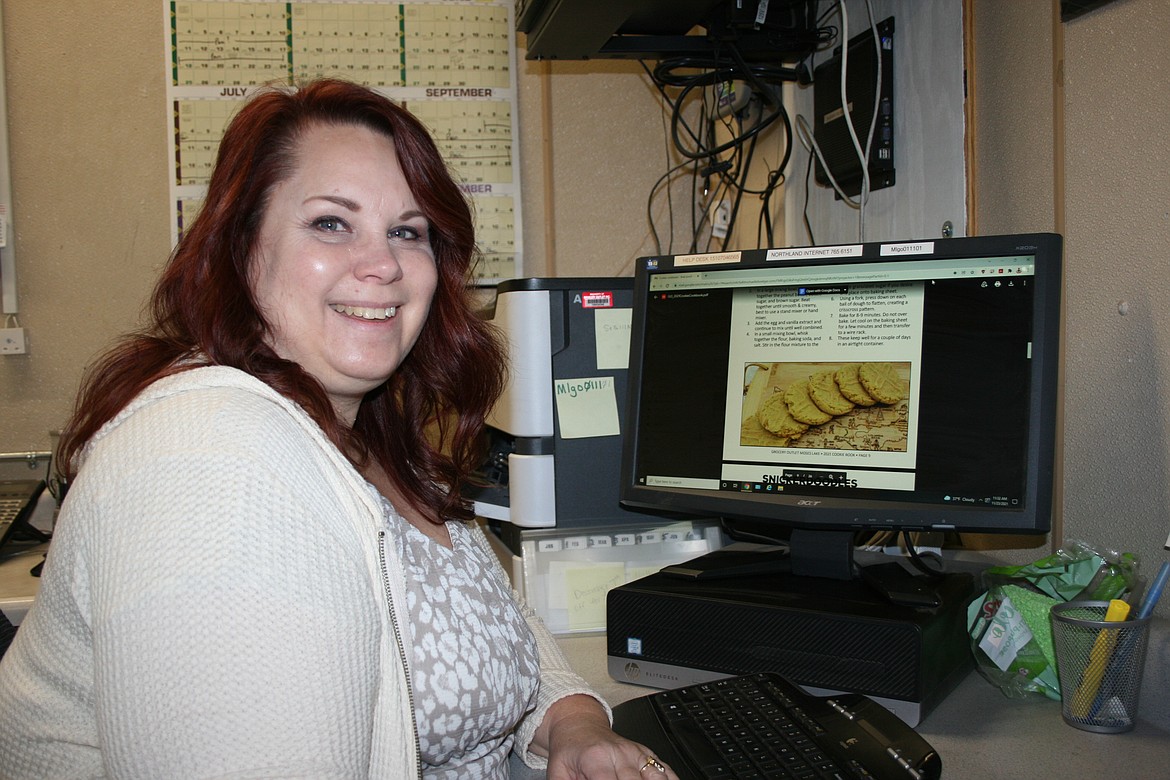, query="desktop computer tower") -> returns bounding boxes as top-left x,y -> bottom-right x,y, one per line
606,567 -> 978,727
